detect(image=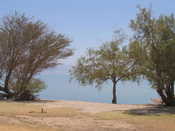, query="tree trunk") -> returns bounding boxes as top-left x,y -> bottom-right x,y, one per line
156,88 -> 167,104
157,83 -> 175,106
170,82 -> 174,98
166,82 -> 175,106
4,70 -> 13,99
112,80 -> 117,104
